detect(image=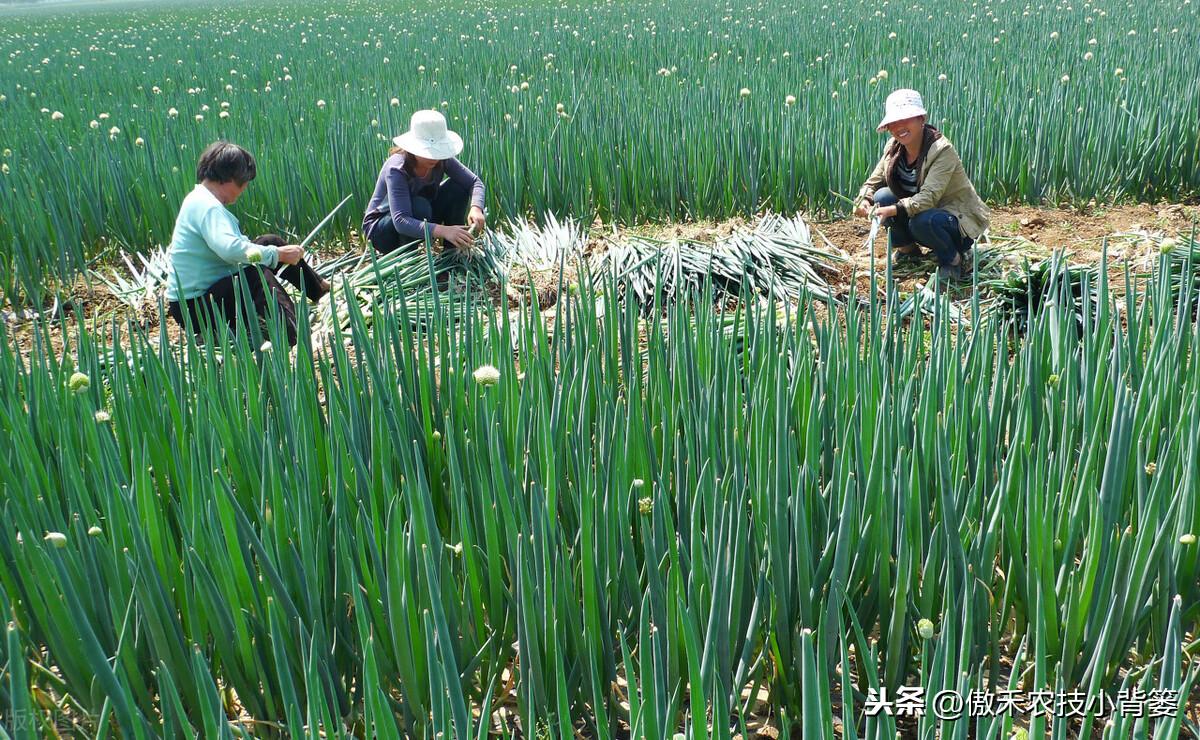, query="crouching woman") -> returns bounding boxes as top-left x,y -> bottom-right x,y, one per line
855,89 -> 989,282
164,141 -> 328,347
361,110 -> 486,255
